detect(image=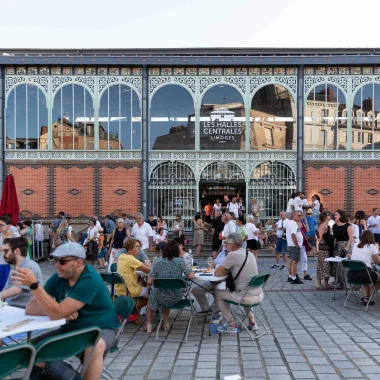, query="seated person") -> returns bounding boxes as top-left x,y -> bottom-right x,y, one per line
12,242 -> 120,380
348,230 -> 380,306
1,237 -> 43,308
174,235 -> 192,267
145,241 -> 194,333
214,233 -> 264,333
116,237 -> 149,264
191,241 -> 229,323
155,228 -> 167,253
